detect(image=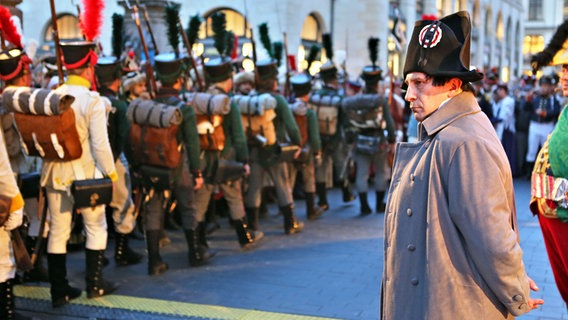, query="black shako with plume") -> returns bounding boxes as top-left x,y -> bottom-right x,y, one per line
322,33 -> 333,62
319,33 -> 337,81
203,11 -> 233,83
361,37 -> 382,83
272,41 -> 283,66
